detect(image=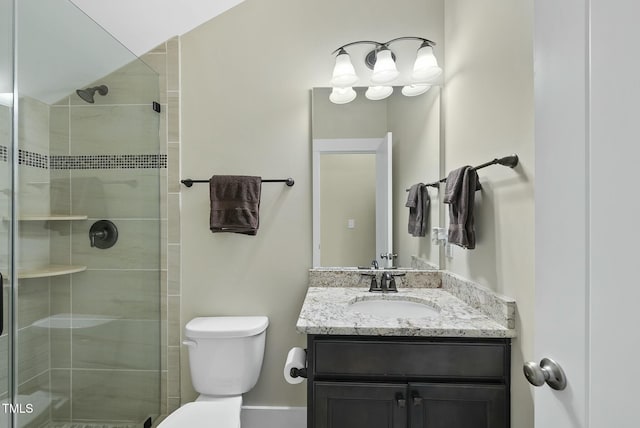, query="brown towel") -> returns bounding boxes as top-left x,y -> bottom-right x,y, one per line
209,175 -> 262,235
405,183 -> 430,237
443,166 -> 481,249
